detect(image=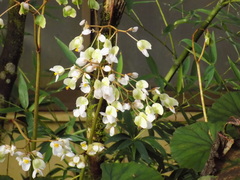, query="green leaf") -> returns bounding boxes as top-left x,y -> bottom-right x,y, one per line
0,107 -> 22,113
124,0 -> 133,12
134,140 -> 151,163
228,57 -> 240,81
104,139 -> 132,155
55,37 -> 77,64
105,133 -> 130,144
208,32 -> 217,64
198,176 -> 216,180
203,65 -> 215,88
18,73 -> 29,109
176,65 -> 183,93
116,52 -> 123,78
25,111 -> 33,132
65,116 -> 76,134
208,91 -> 240,123
142,136 -> 167,158
122,110 -> 137,137
0,175 -> 13,180
101,162 -> 163,180
182,57 -> 191,76
170,122 -> 214,172
28,92 -> 48,112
